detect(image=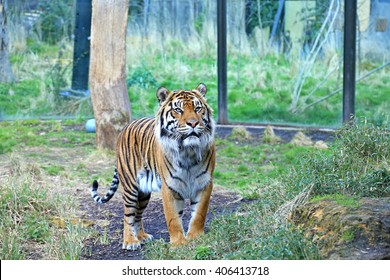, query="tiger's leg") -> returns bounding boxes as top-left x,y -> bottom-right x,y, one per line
135,191 -> 153,243
117,166 -> 143,250
161,183 -> 186,245
122,190 -> 142,250
187,181 -> 213,240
